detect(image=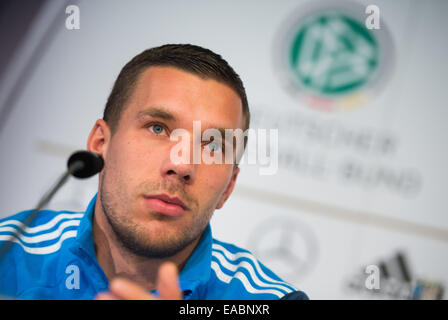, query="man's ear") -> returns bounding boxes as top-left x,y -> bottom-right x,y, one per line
216,167 -> 240,210
87,119 -> 111,159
